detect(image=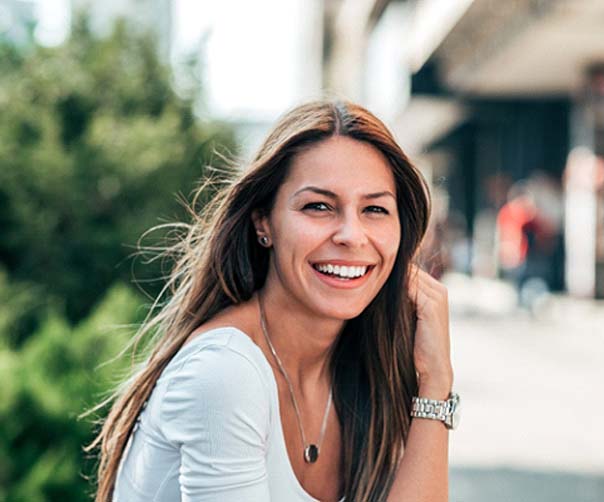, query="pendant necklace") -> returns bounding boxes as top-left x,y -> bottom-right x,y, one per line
258,295 -> 332,464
